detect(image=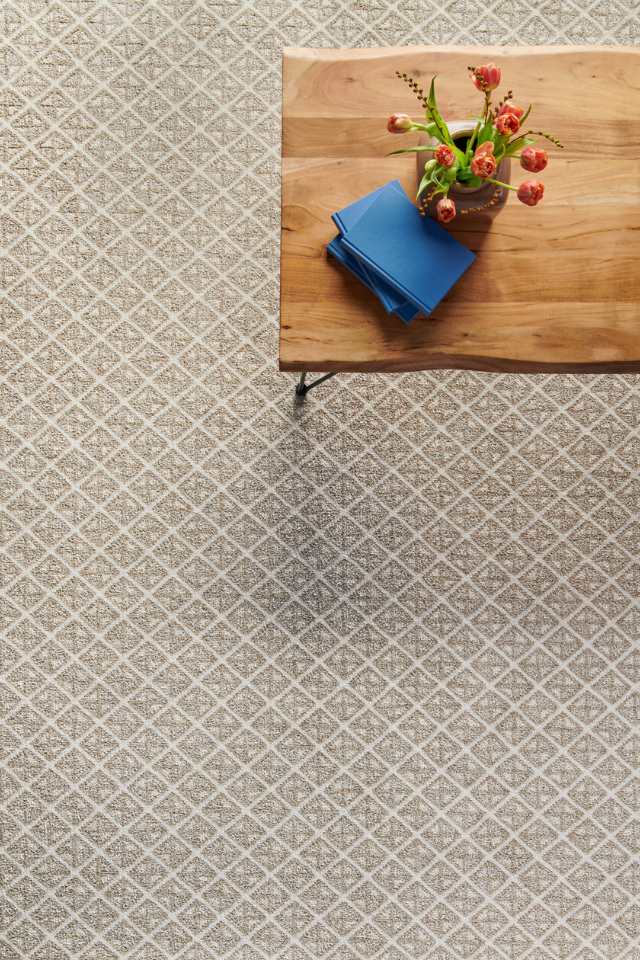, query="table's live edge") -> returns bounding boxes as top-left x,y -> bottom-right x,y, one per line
279,46 -> 640,375
278,355 -> 640,375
